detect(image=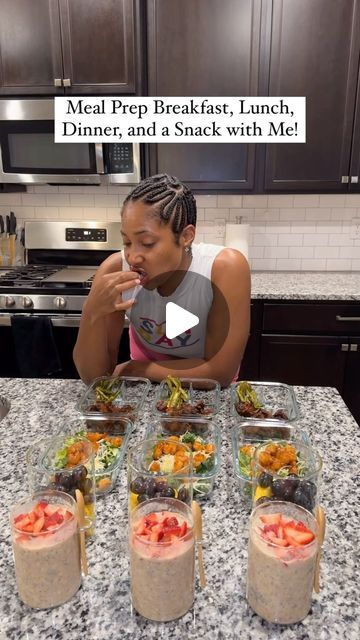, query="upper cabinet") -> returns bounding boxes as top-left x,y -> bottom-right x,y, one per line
146,0 -> 262,191
263,0 -> 360,192
0,0 -> 143,95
